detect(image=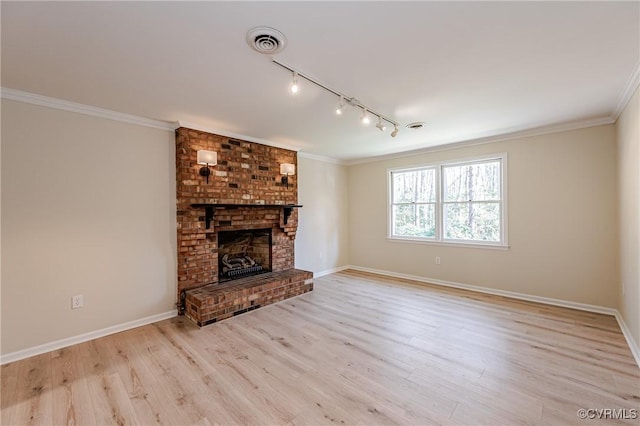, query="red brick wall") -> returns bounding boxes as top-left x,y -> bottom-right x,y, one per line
176,127 -> 299,301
